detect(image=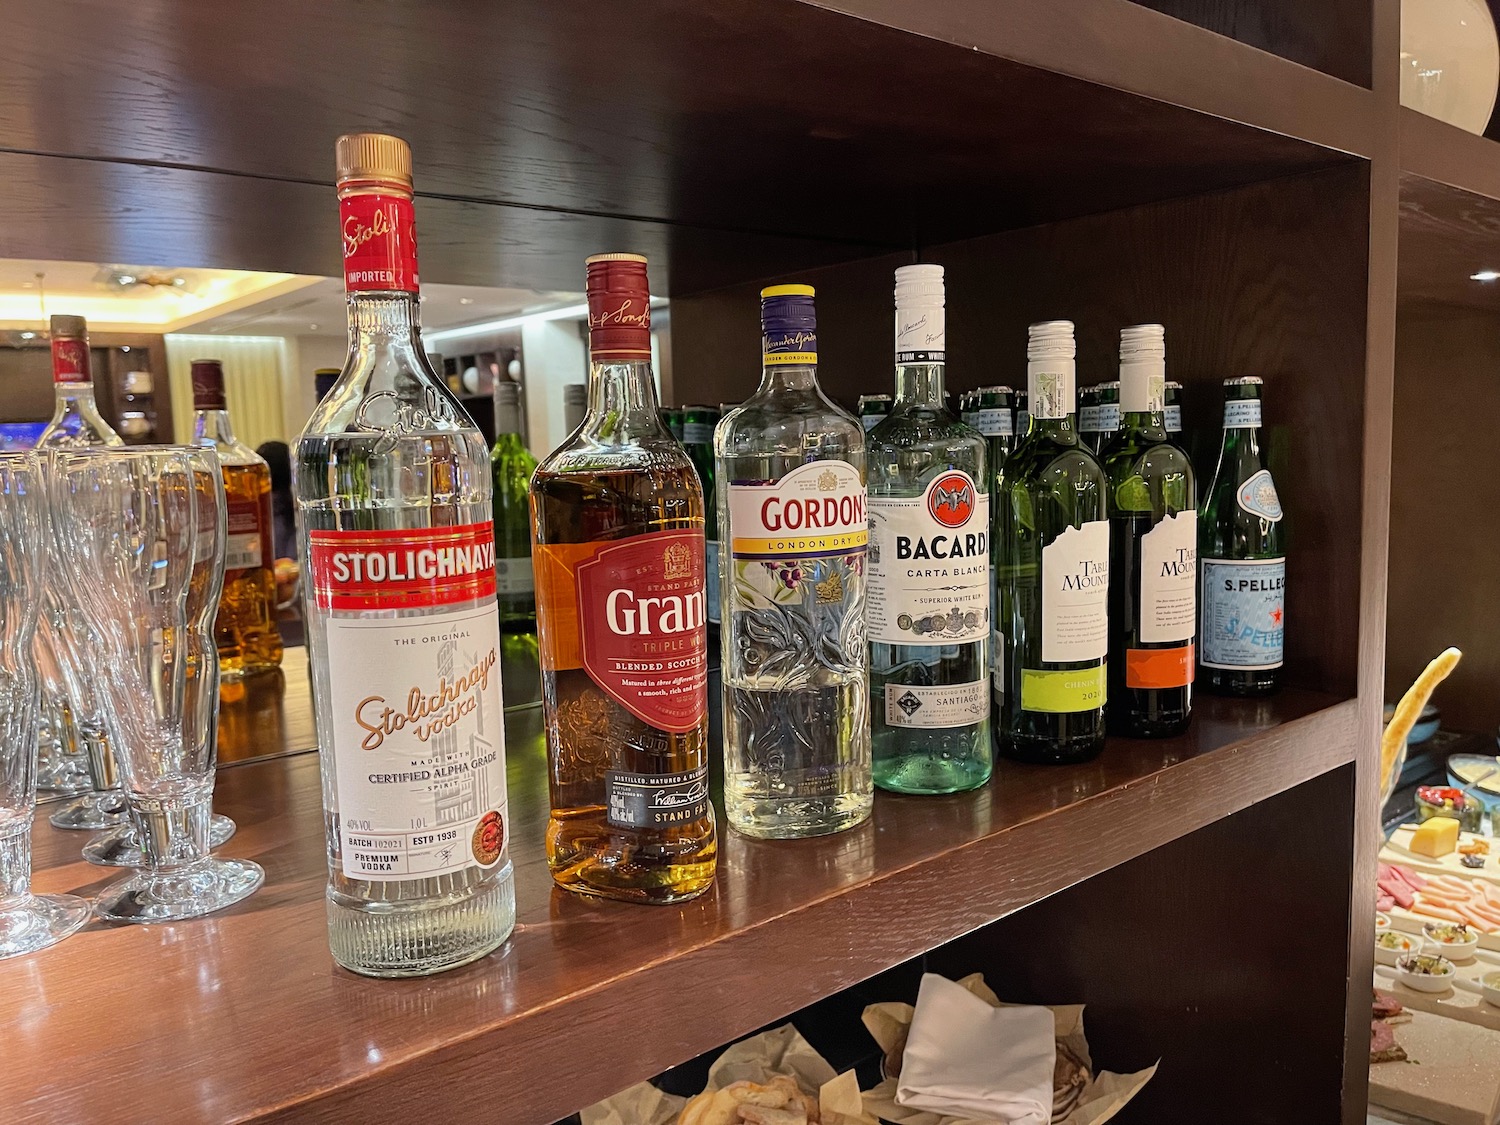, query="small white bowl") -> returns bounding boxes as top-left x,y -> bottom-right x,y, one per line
1376,931 -> 1417,966
1424,921 -> 1481,959
1377,912 -> 1392,931
1398,953 -> 1457,993
1483,971 -> 1500,1008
